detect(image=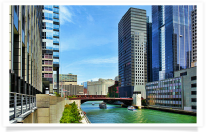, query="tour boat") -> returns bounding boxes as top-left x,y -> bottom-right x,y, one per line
99,102 -> 107,109
92,103 -> 95,105
127,106 -> 136,111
